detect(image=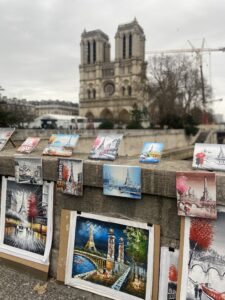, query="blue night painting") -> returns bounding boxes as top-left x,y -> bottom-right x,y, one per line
139,142 -> 164,163
72,216 -> 149,299
103,165 -> 141,199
